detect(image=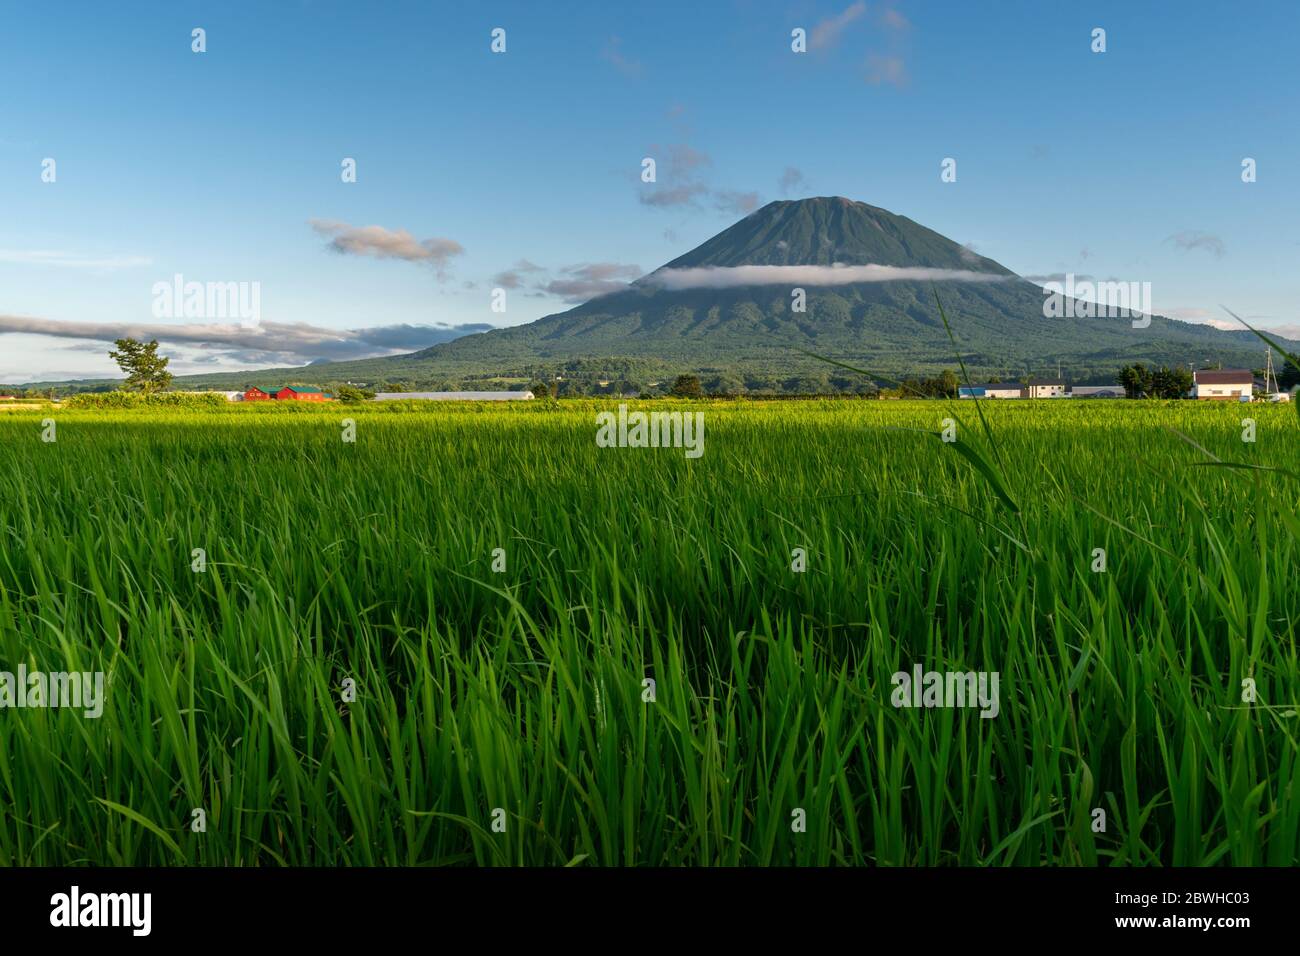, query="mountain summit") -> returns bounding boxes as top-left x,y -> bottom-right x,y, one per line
653,197 -> 1010,274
